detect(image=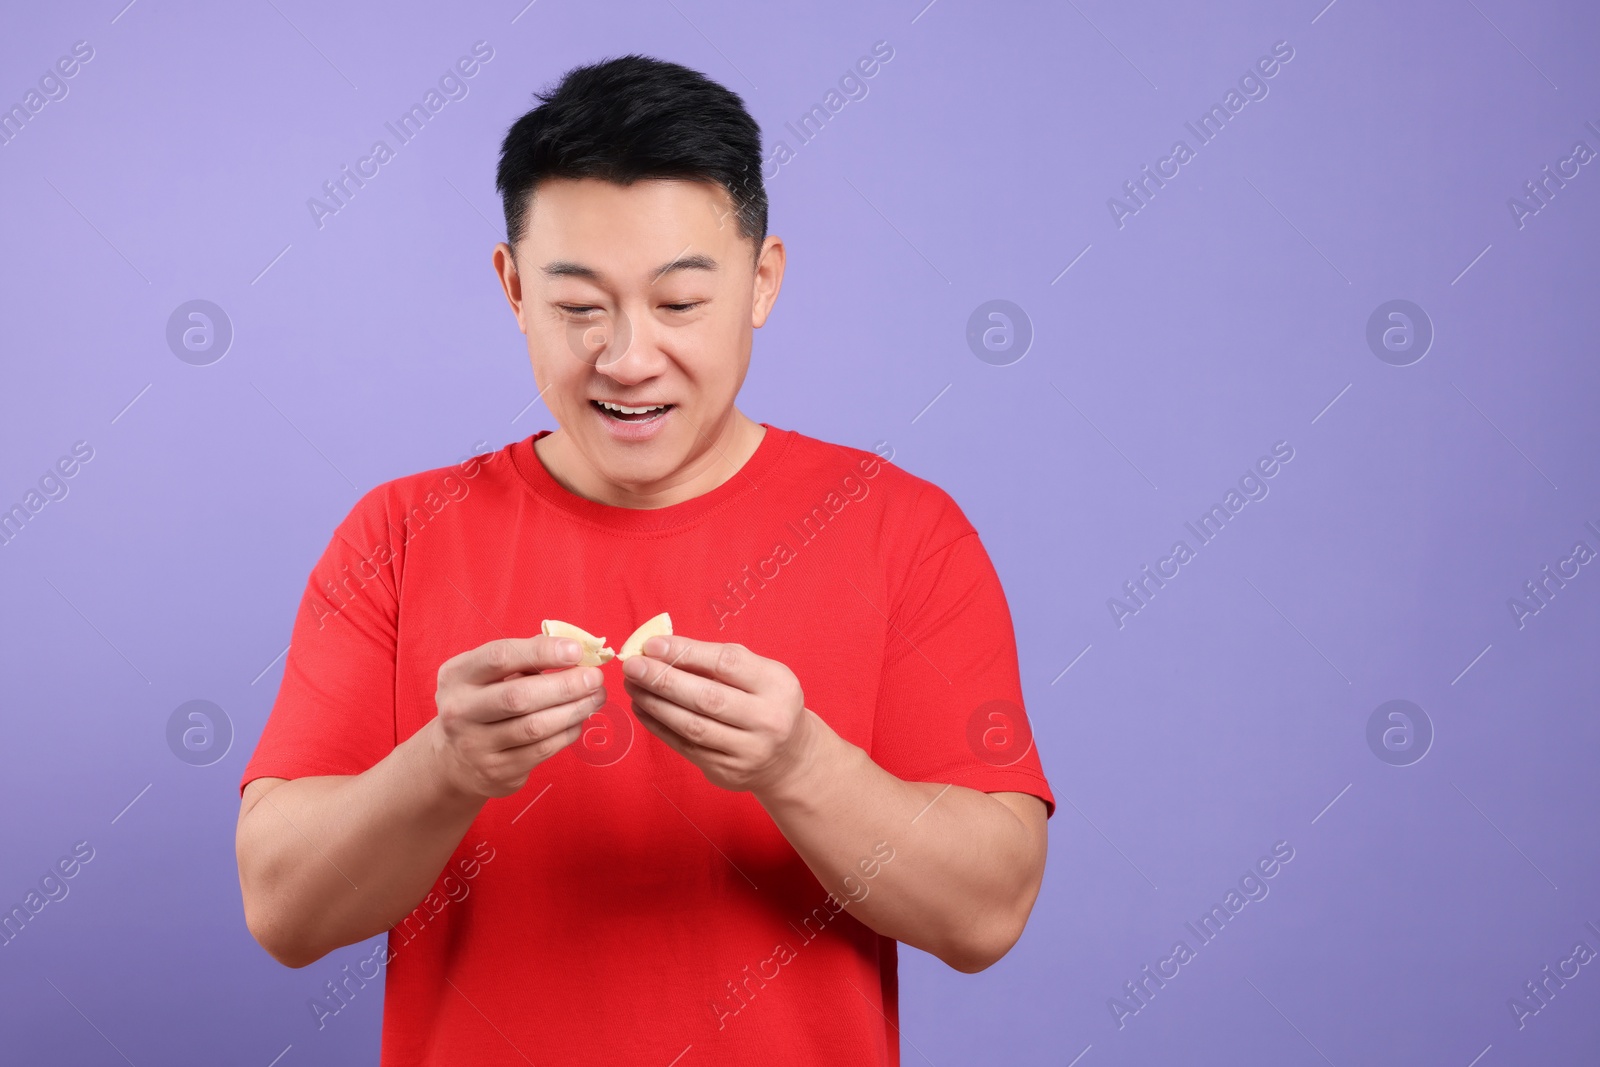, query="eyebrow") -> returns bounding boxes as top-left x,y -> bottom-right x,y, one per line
540,252 -> 720,284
